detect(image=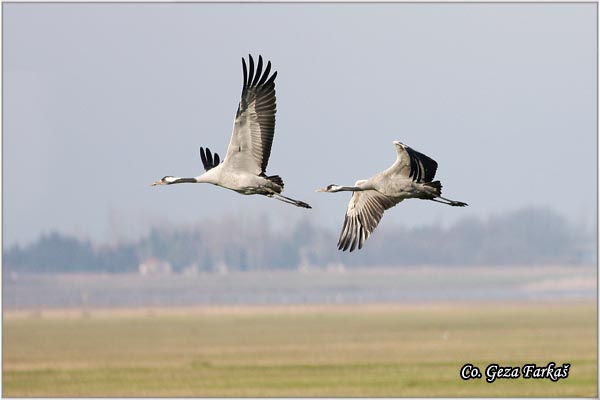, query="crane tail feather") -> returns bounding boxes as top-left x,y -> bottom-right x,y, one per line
424,180 -> 442,196
266,174 -> 284,189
